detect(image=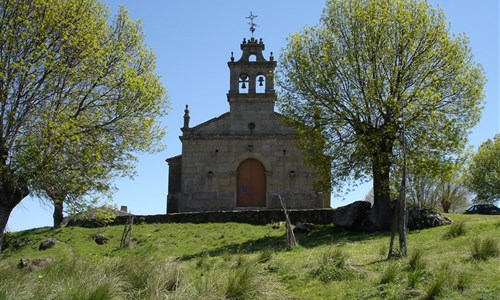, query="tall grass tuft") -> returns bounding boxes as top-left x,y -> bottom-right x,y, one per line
111,256 -> 182,298
320,247 -> 349,268
310,247 -> 359,283
225,260 -> 259,299
424,272 -> 446,300
379,262 -> 399,284
43,258 -> 127,300
188,255 -> 287,300
0,261 -> 42,299
443,221 -> 467,239
470,236 -> 499,260
408,248 -> 426,271
258,248 -> 273,263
